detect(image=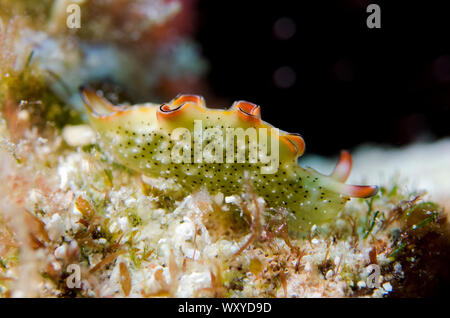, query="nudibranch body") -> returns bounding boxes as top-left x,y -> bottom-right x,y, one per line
81,89 -> 377,235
